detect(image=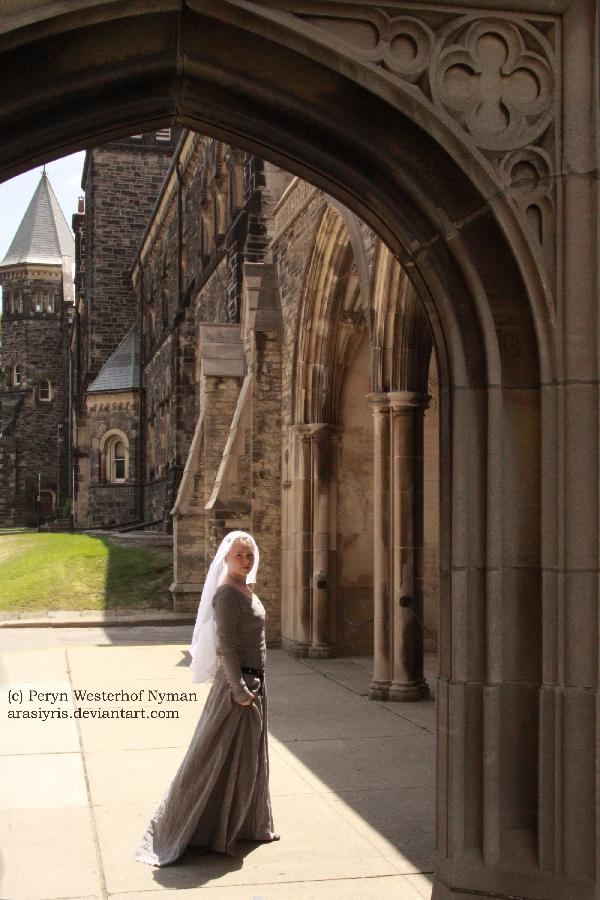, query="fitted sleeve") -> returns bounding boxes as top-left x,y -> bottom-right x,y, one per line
213,589 -> 254,702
